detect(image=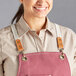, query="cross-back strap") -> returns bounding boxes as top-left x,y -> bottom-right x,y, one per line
55,23 -> 64,50
11,25 -> 24,51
